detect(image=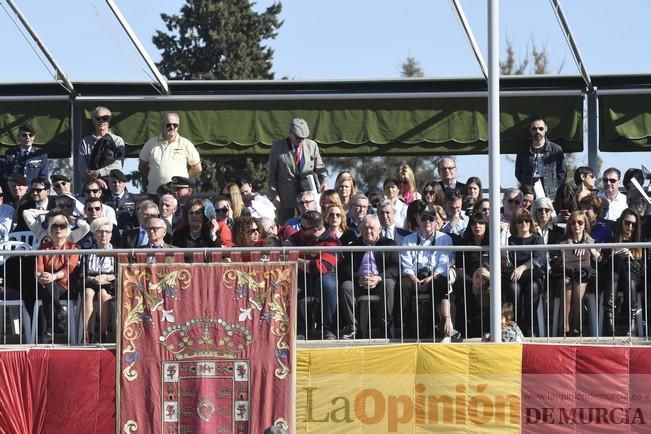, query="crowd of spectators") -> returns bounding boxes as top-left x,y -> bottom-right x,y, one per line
0,111 -> 649,343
